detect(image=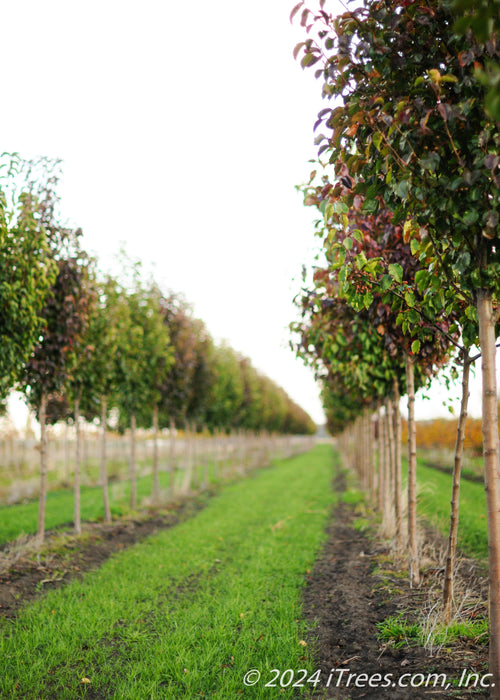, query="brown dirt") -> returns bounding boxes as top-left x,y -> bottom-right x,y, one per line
302,498 -> 489,698
0,493 -> 209,619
